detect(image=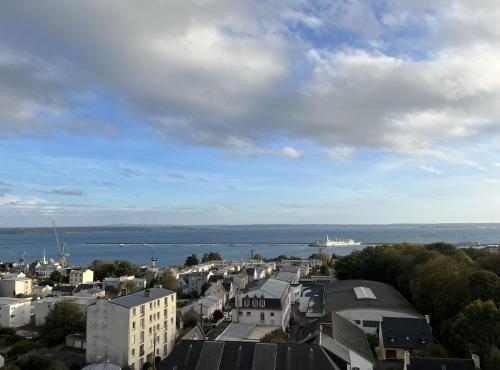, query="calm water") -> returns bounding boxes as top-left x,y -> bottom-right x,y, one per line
1,224 -> 499,267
